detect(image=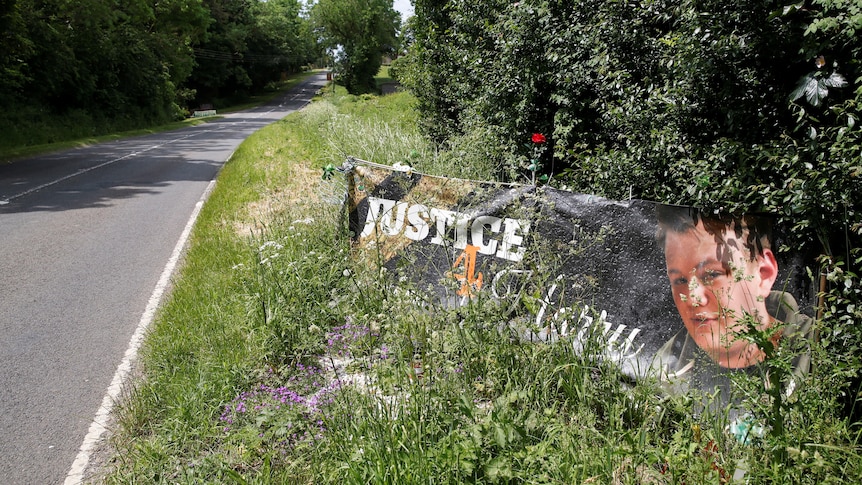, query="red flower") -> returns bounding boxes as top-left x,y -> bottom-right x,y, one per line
531,133 -> 546,144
